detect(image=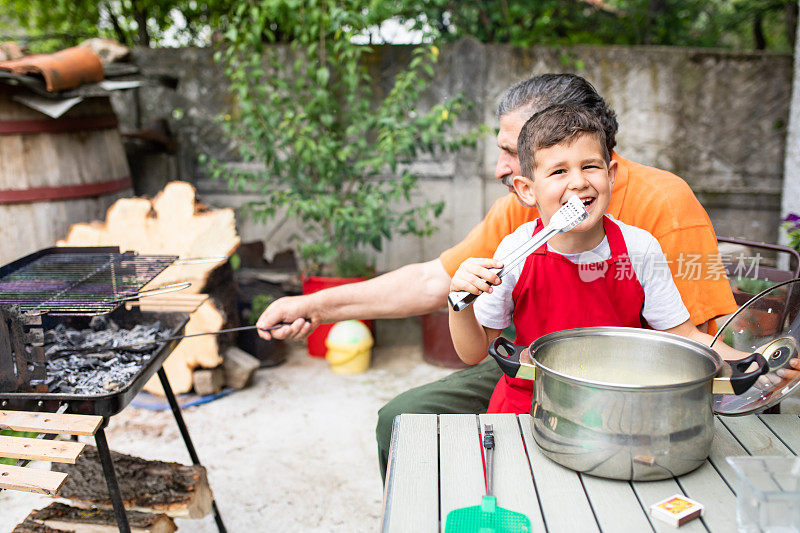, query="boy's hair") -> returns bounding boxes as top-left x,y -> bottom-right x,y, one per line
497,73 -> 618,154
517,104 -> 610,179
